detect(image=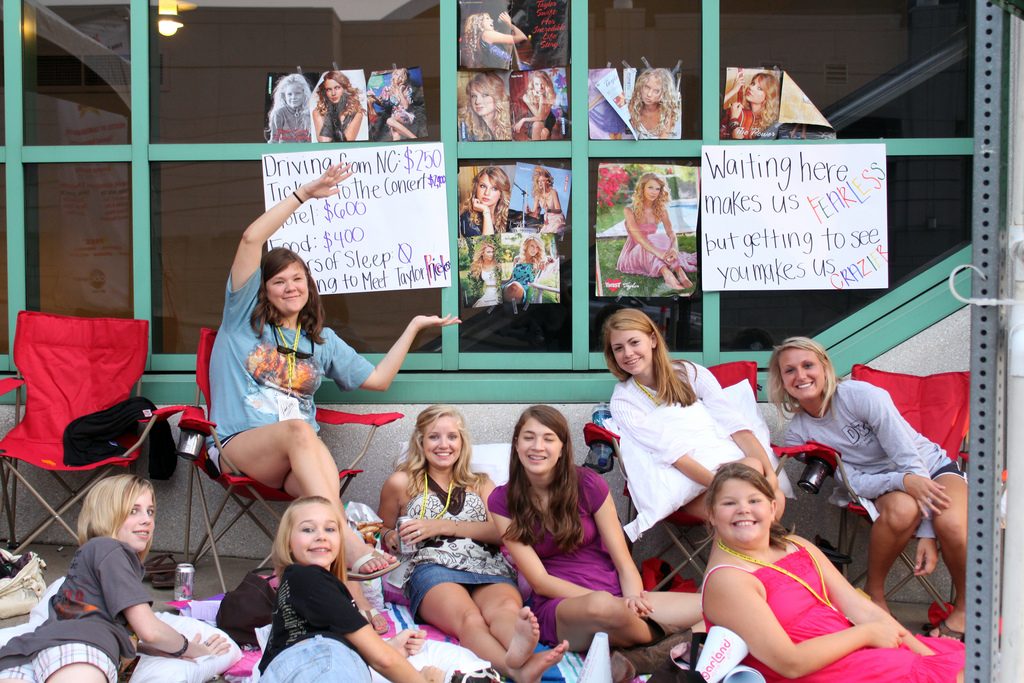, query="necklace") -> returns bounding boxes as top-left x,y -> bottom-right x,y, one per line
420,473 -> 454,520
716,538 -> 837,612
634,379 -> 659,405
275,325 -> 300,392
